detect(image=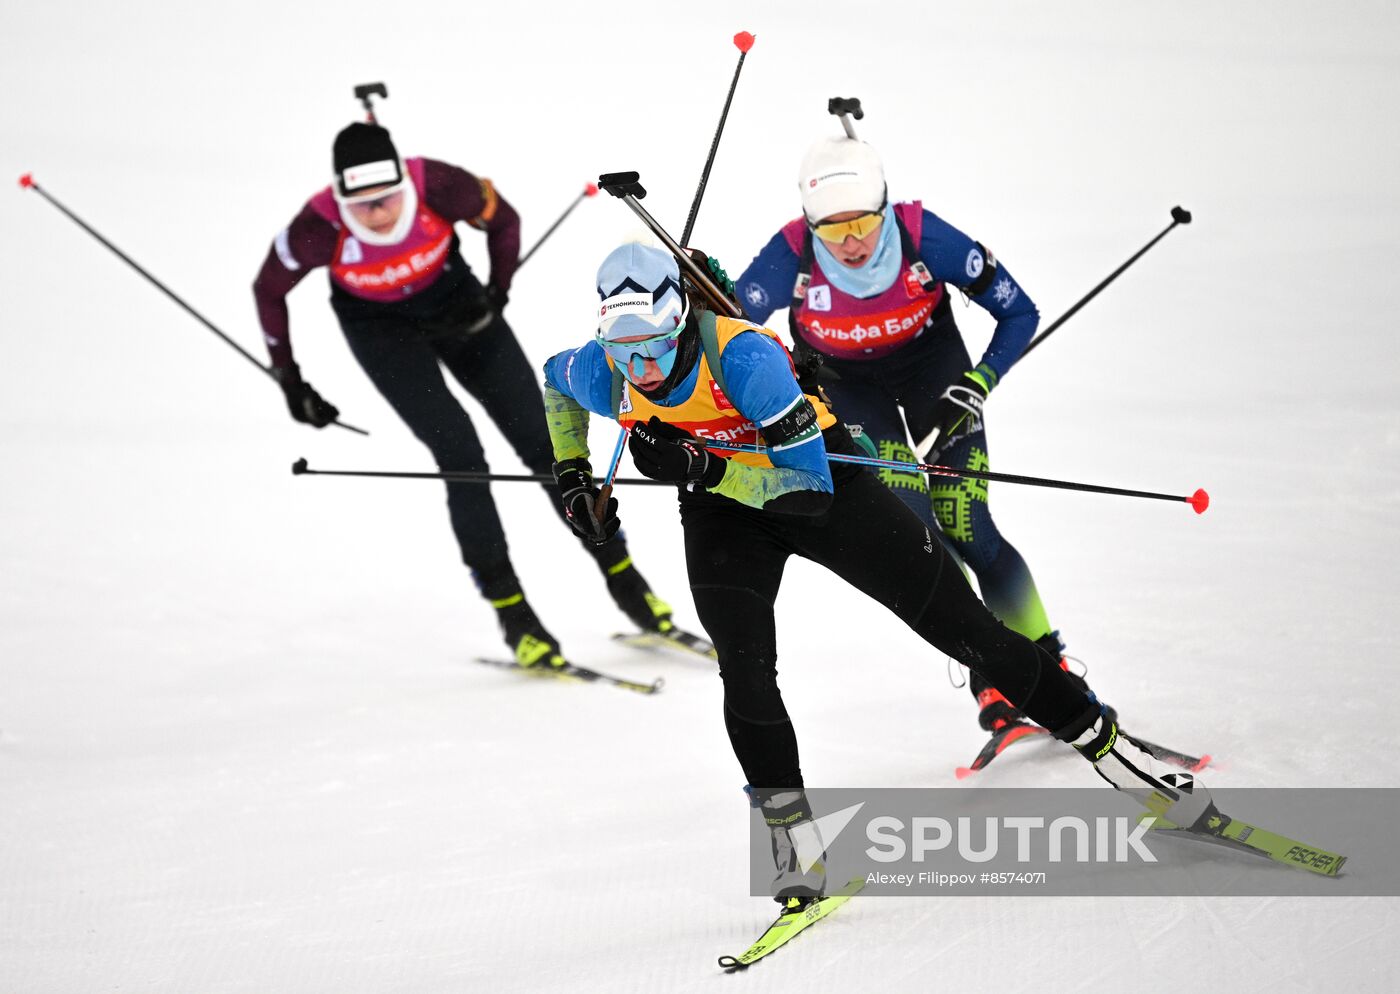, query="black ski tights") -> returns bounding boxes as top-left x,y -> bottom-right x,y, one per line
682,469 -> 1089,789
